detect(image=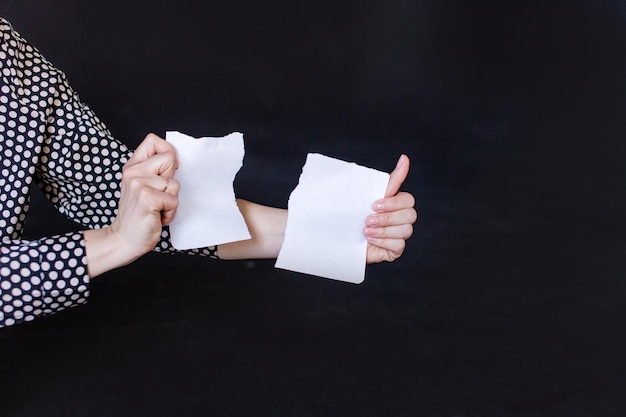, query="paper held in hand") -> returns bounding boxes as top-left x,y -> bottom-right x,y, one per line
275,153 -> 389,284
166,131 -> 251,249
